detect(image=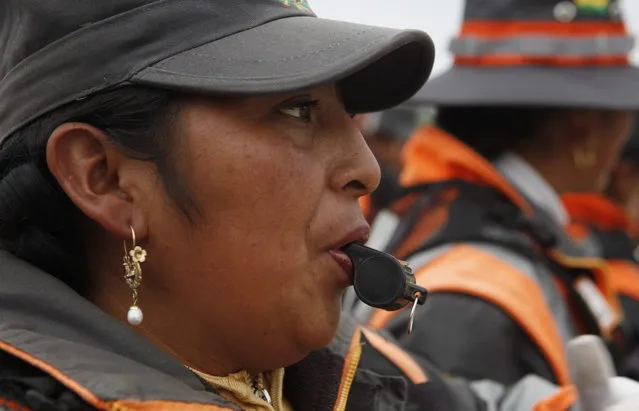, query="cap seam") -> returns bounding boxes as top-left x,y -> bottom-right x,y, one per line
154,26 -> 379,69
142,33 -> 392,81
